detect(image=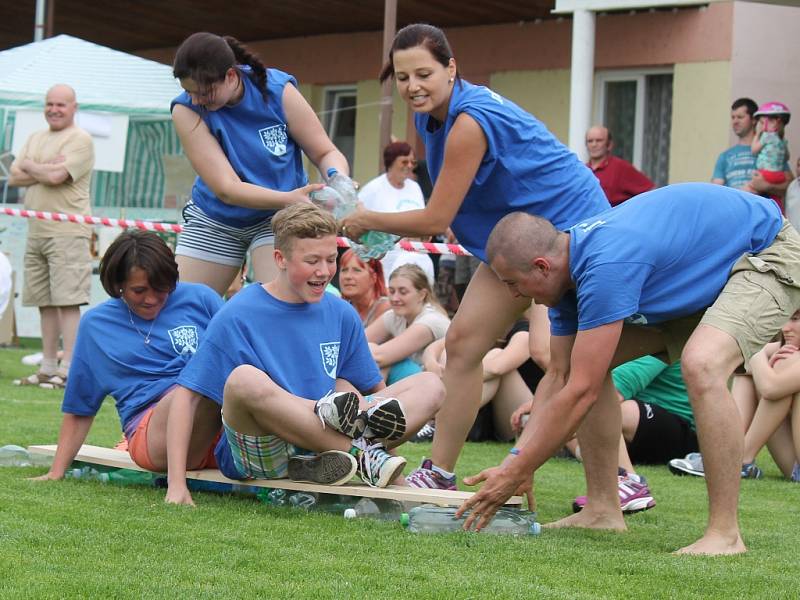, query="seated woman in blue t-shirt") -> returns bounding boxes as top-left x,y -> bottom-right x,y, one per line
32,231 -> 223,506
